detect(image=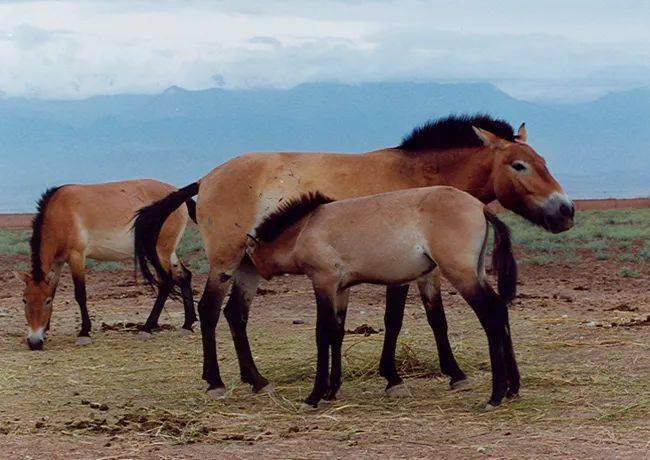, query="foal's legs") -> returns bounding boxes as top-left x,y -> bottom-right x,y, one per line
324,289 -> 349,401
223,257 -> 271,393
417,271 -> 468,388
304,288 -> 337,408
379,284 -> 409,392
69,251 -> 92,346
